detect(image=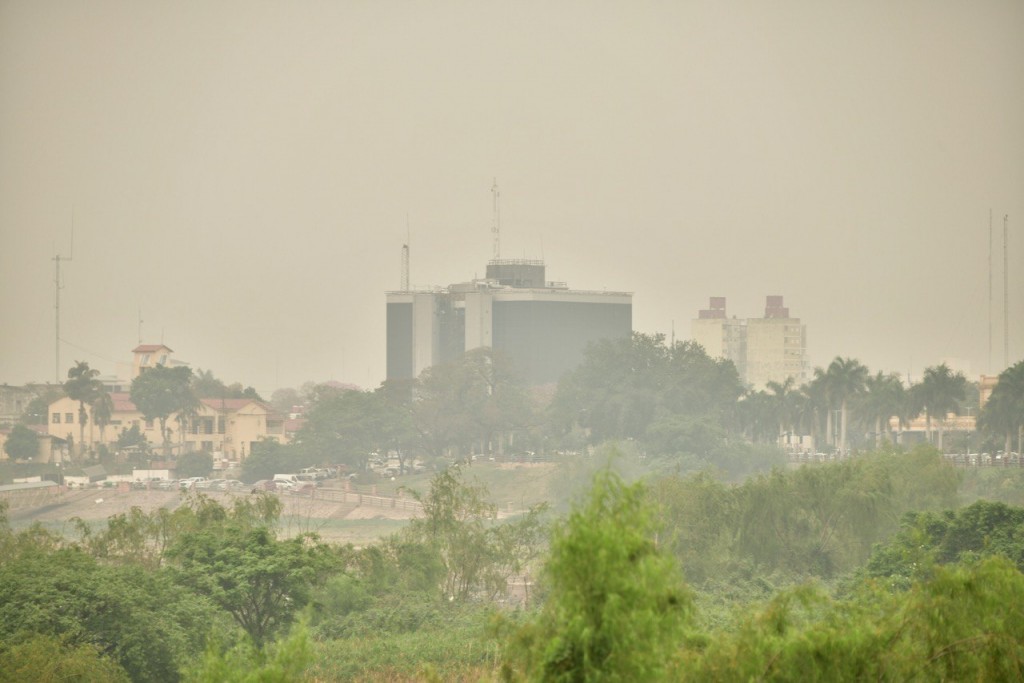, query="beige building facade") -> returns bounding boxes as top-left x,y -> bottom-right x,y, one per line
691,295 -> 808,390
47,393 -> 286,462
